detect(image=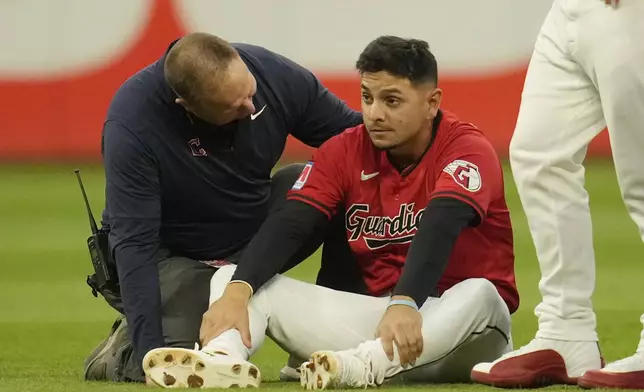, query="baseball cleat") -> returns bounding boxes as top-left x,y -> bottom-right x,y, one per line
143,347 -> 260,388
299,346 -> 383,390
300,352 -> 340,390
471,338 -> 602,388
